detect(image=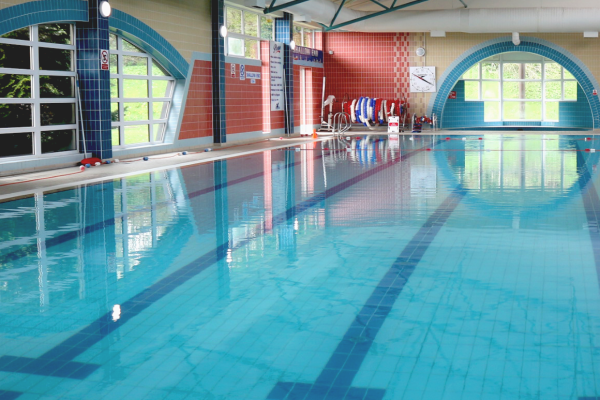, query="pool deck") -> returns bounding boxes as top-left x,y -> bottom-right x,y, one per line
1,129 -> 599,201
